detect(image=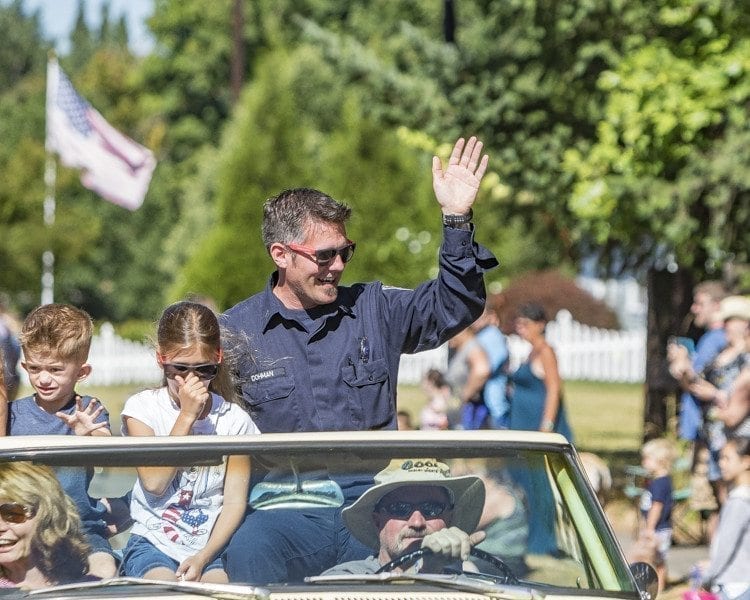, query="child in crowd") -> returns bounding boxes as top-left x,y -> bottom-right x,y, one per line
8,303 -> 118,578
396,410 -> 414,430
419,369 -> 450,431
699,437 -> 750,600
639,437 -> 676,592
120,301 -> 259,583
